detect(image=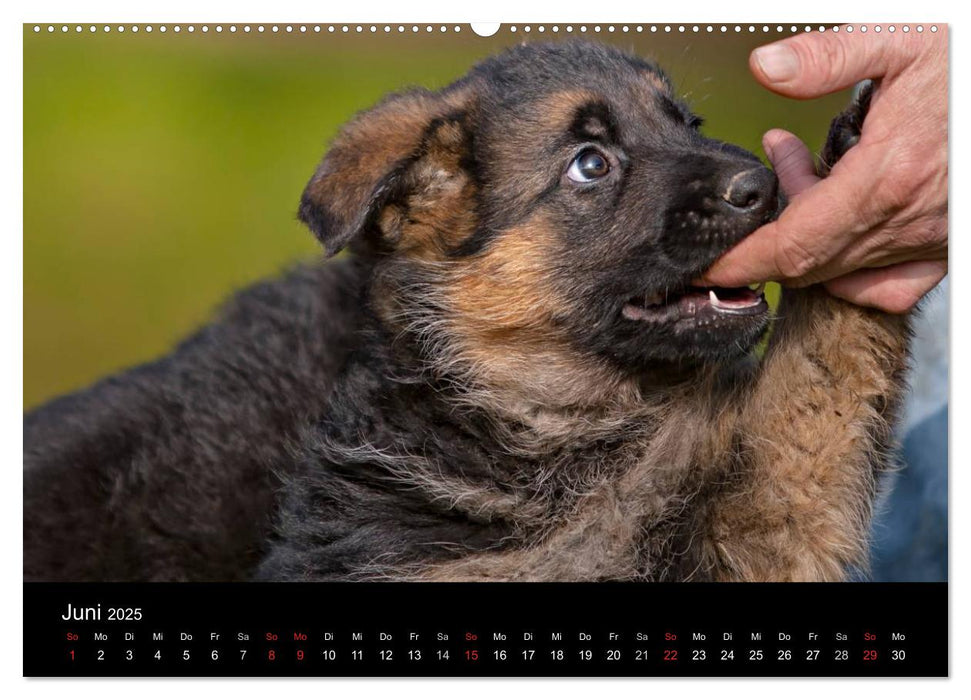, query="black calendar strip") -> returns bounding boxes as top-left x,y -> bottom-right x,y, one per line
24,582 -> 947,677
